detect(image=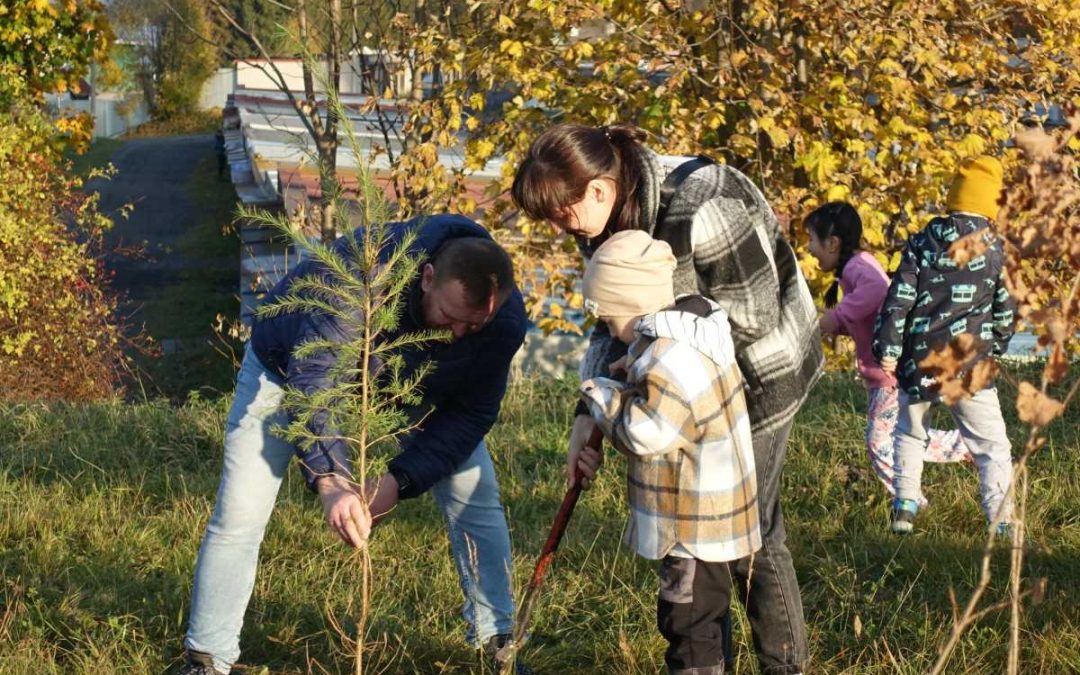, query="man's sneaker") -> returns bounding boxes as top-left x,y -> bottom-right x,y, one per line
485,633 -> 535,675
995,521 -> 1012,539
178,650 -> 227,675
891,498 -> 919,534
